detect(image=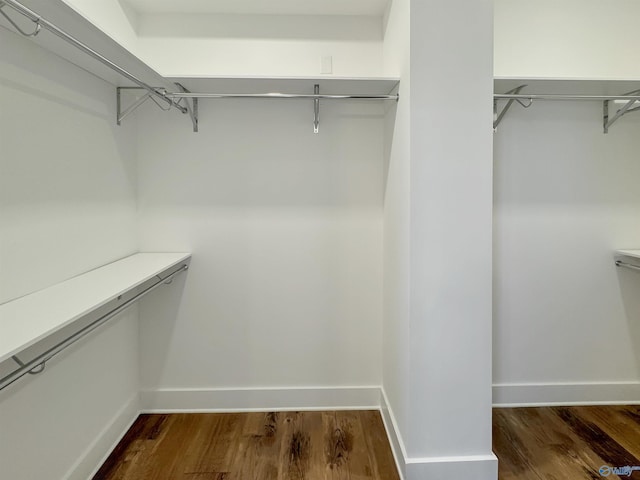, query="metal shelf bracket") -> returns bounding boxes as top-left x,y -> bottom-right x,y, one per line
117,86 -> 198,132
175,83 -> 198,133
493,84 -> 529,131
117,87 -> 152,125
0,0 -> 40,37
314,84 -> 320,134
603,89 -> 640,134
